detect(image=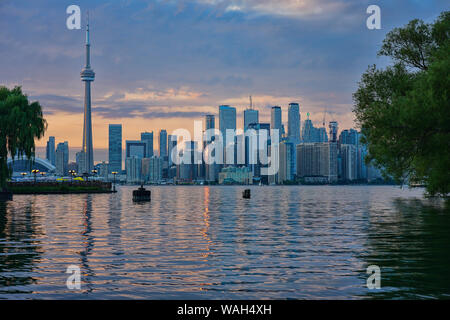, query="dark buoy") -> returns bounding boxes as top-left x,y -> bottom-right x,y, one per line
133,184 -> 151,202
243,189 -> 251,199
